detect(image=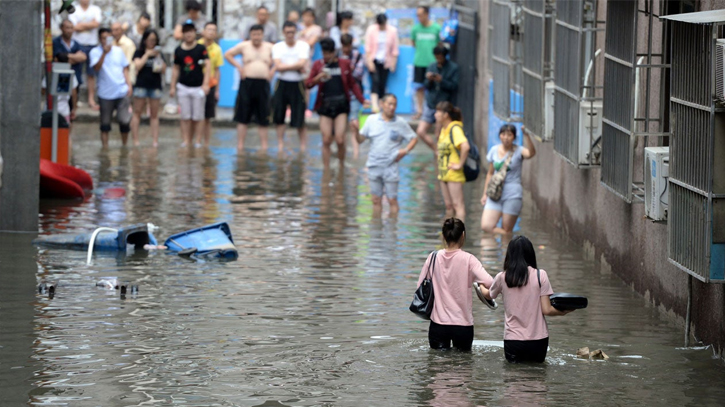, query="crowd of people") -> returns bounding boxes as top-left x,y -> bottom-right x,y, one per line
53,1 -> 534,236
